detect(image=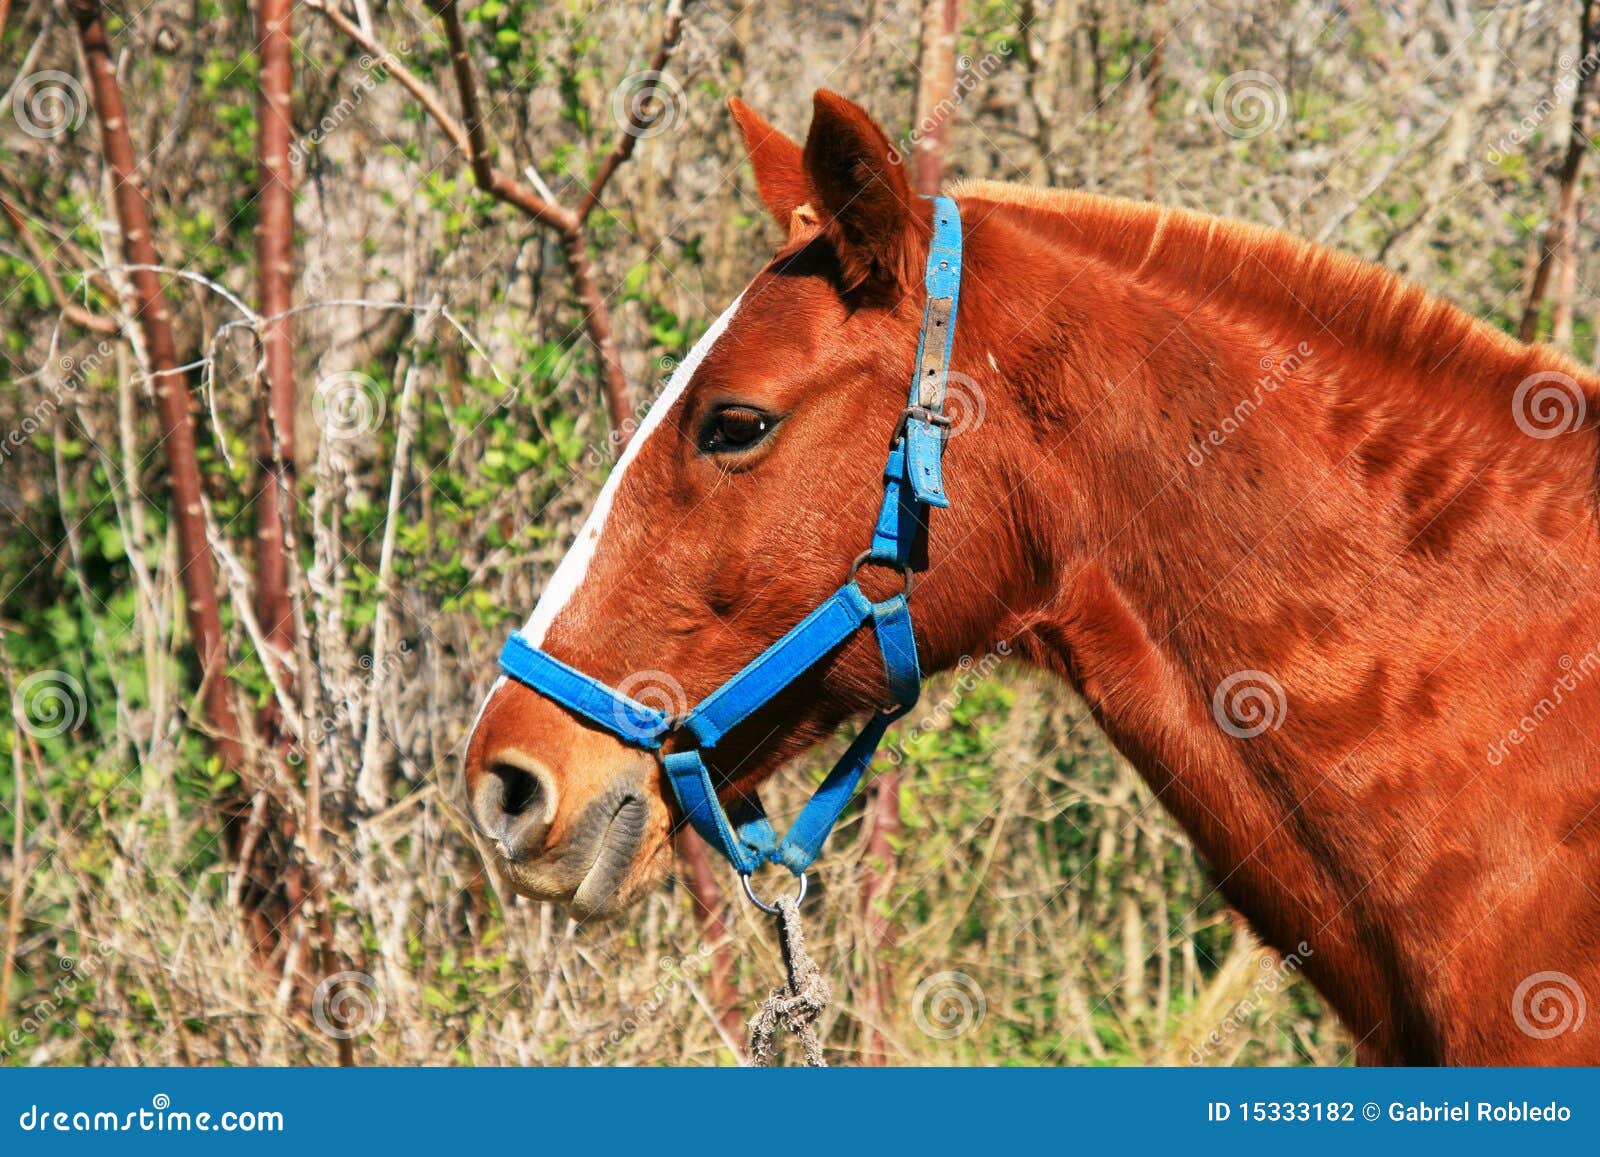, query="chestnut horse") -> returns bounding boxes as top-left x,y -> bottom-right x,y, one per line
466,91 -> 1600,1065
